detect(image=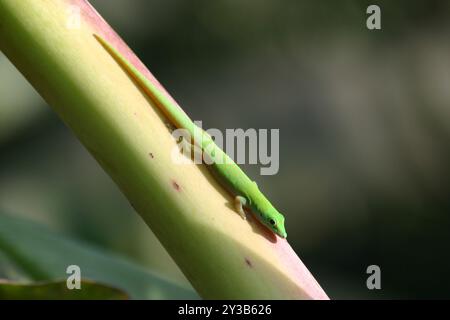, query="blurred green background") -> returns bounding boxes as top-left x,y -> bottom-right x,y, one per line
1,0 -> 450,299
